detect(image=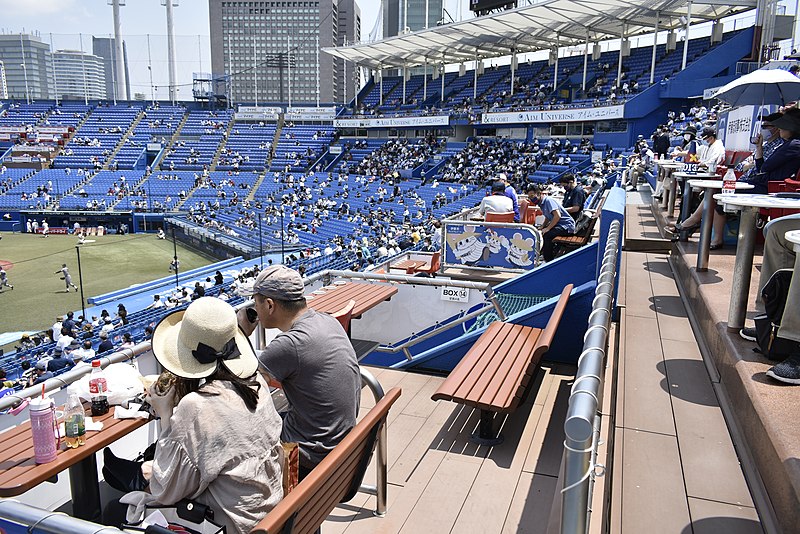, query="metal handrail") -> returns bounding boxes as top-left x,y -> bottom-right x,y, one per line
0,343 -> 148,412
560,218 -> 621,534
0,500 -> 125,534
